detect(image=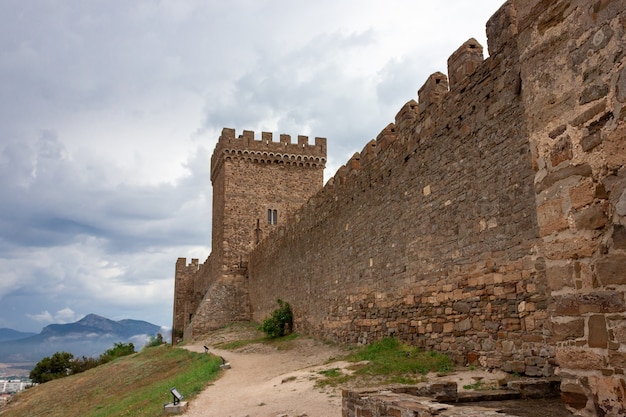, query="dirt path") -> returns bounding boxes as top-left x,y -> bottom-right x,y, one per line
179,331 -> 349,417
176,325 -> 514,417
